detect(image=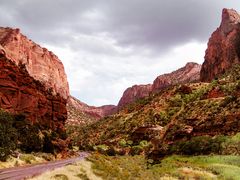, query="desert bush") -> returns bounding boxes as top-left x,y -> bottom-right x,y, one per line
170,136 -> 227,155
42,131 -> 56,153
118,139 -> 127,147
169,94 -> 182,107
17,122 -> 44,152
93,144 -> 110,155
222,133 -> 240,155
